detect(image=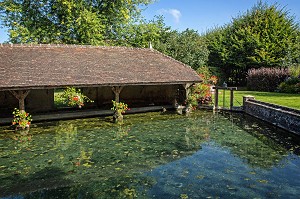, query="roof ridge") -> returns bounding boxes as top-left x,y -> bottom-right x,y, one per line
0,43 -> 152,51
